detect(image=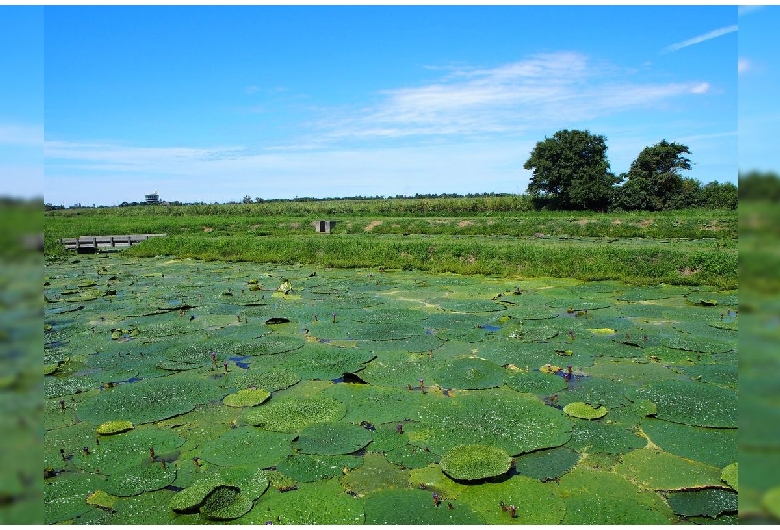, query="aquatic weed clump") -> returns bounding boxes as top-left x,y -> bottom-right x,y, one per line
96,419 -> 134,435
